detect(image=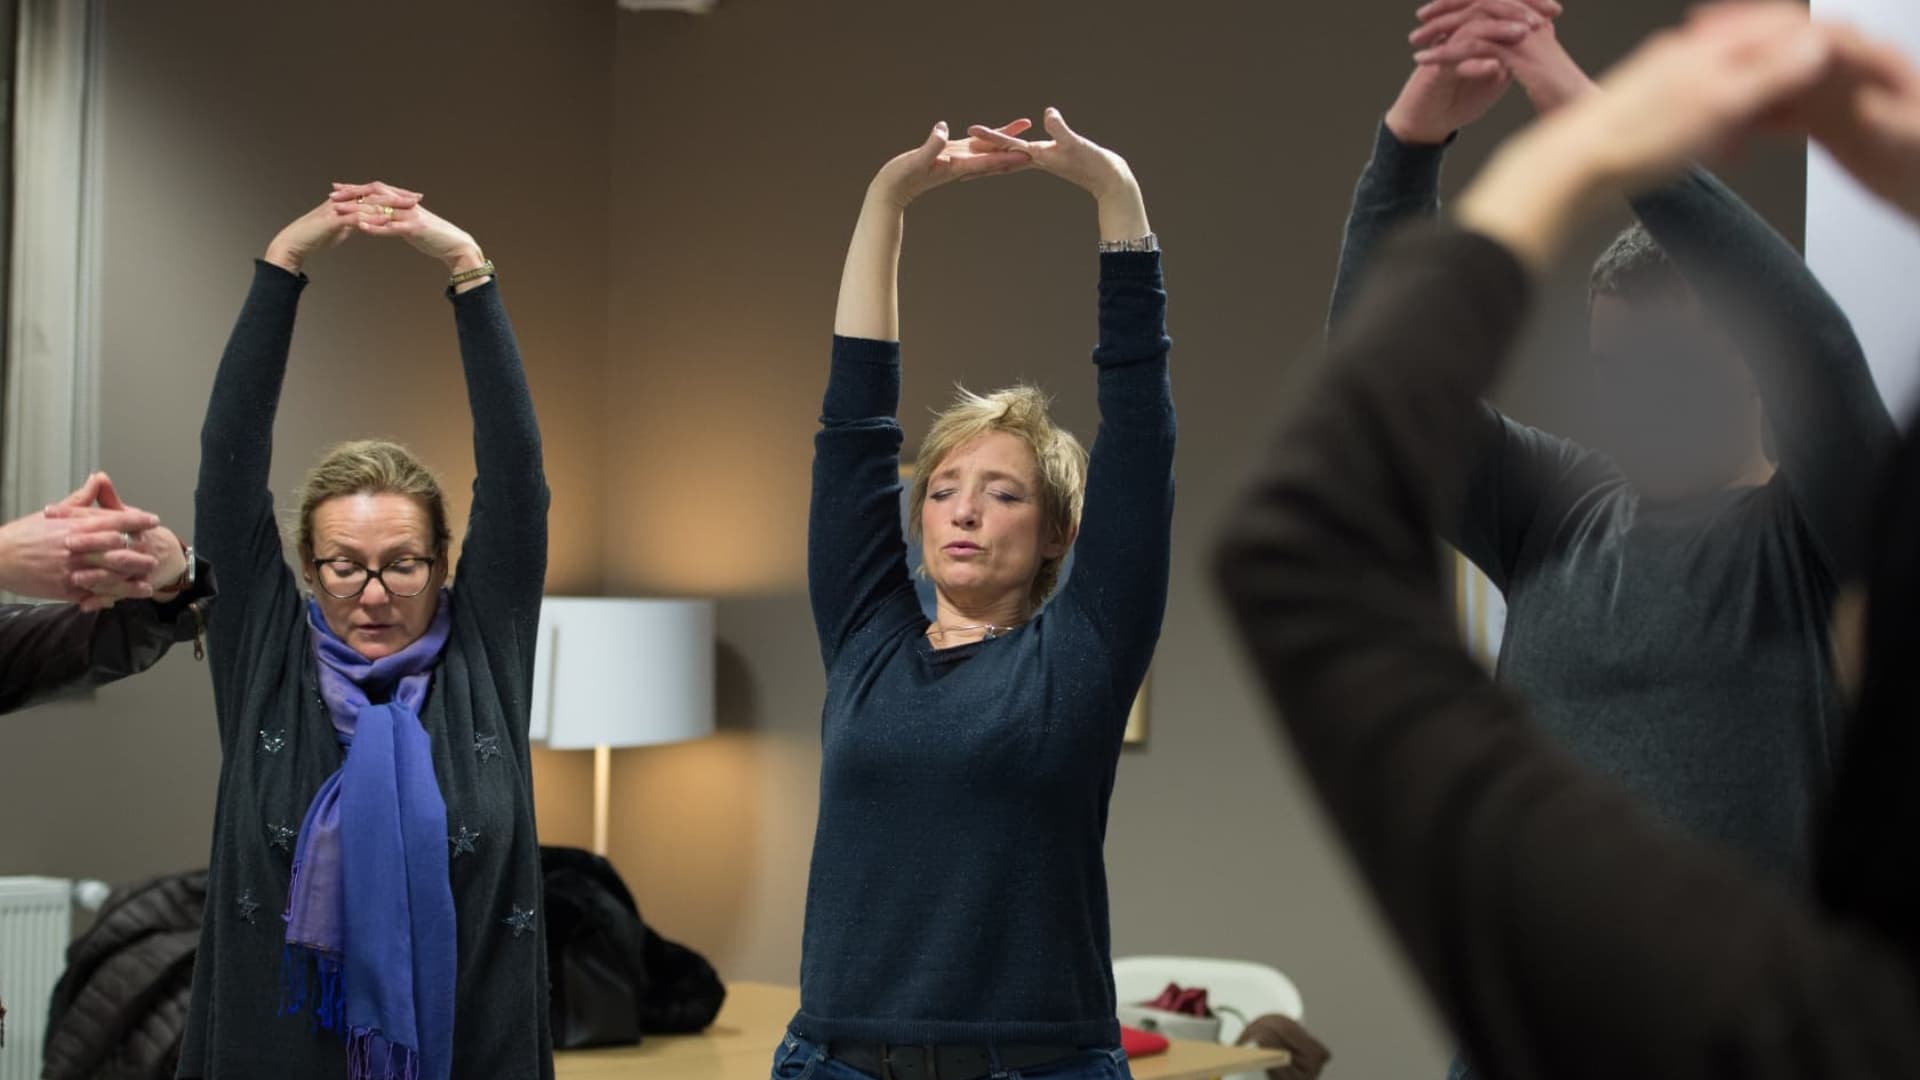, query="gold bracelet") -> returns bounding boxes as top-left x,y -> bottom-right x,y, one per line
449,258 -> 496,287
